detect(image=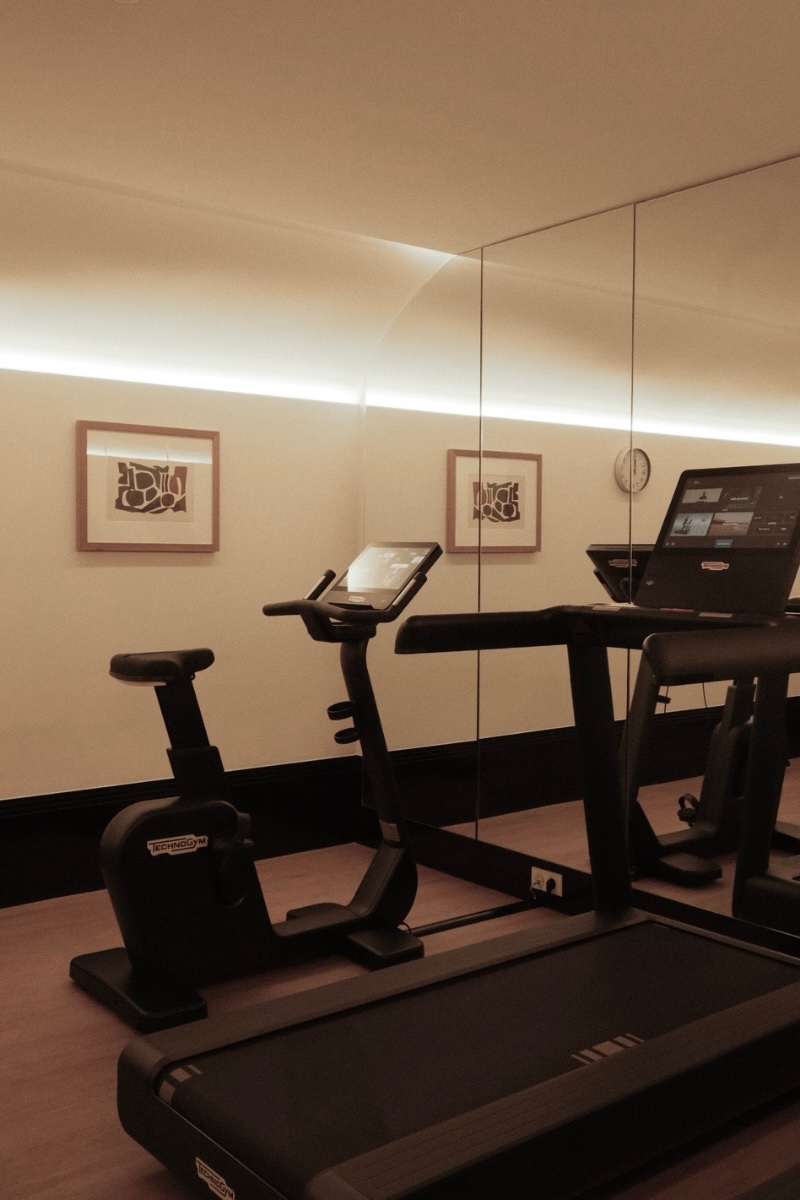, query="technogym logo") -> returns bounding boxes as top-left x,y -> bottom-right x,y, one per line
146,834 -> 209,857
196,1158 -> 235,1200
